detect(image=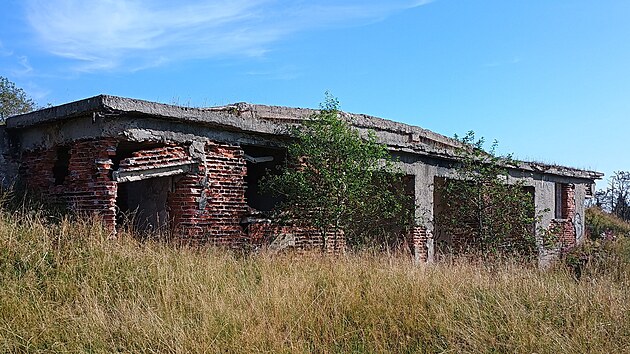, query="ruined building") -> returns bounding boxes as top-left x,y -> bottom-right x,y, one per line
0,95 -> 602,262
